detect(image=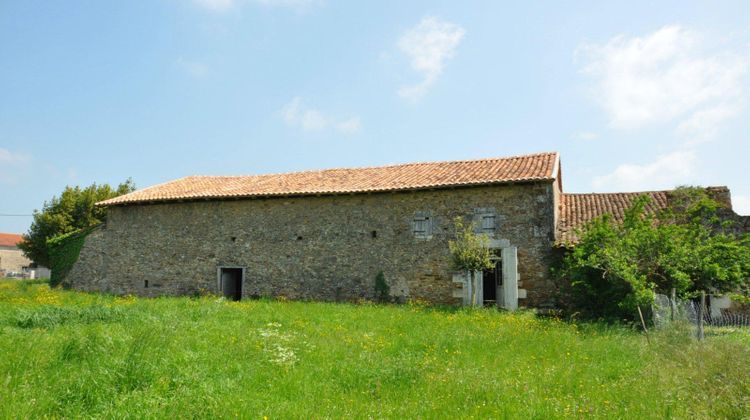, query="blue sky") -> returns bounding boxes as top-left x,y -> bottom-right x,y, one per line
2,0 -> 749,233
